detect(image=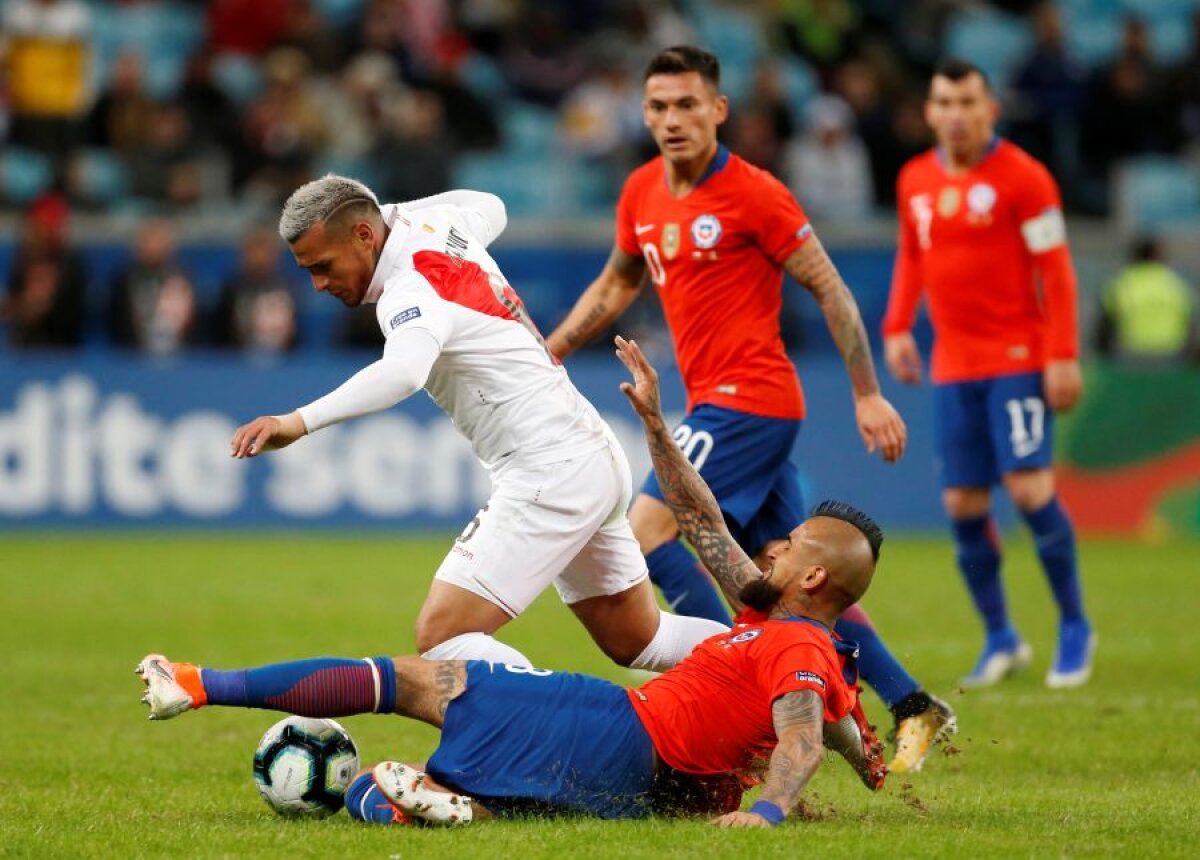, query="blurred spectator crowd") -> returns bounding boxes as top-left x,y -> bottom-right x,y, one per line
3,0 -> 1200,357
3,0 -> 1200,220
